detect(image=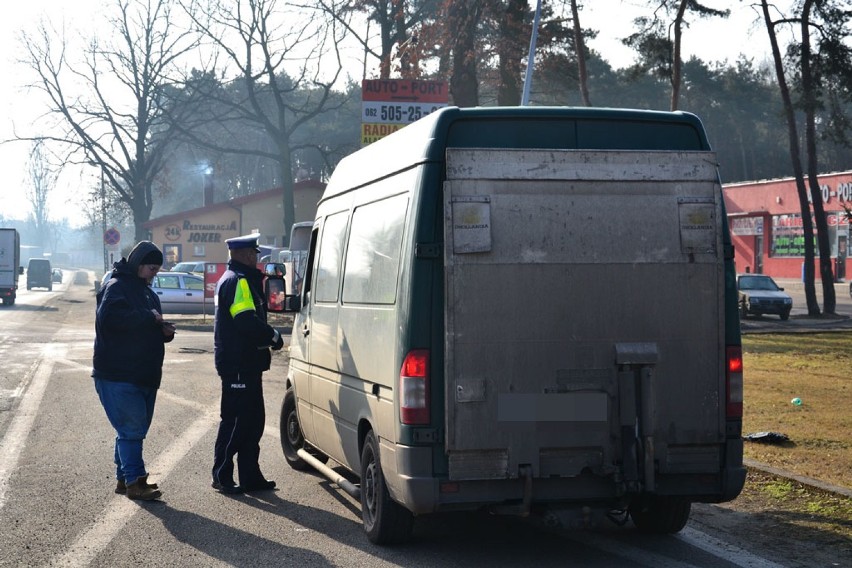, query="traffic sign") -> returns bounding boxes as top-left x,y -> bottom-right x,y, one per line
103,227 -> 121,246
